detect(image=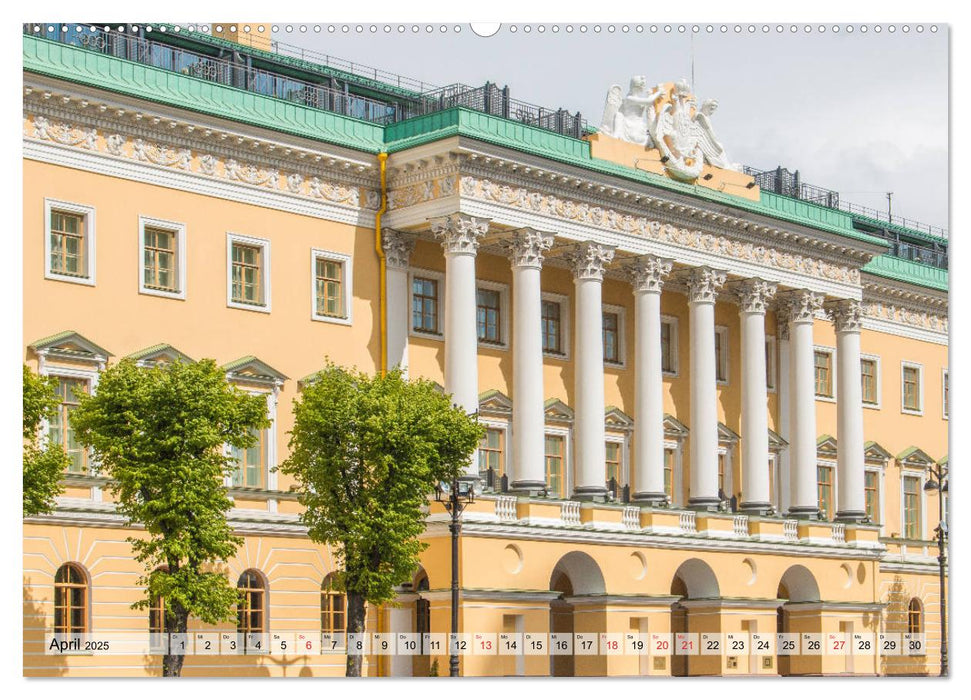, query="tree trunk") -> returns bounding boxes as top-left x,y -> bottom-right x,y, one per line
345,591 -> 367,677
163,602 -> 189,677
